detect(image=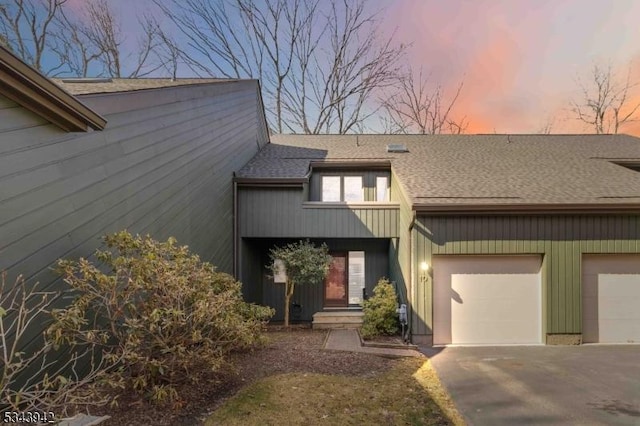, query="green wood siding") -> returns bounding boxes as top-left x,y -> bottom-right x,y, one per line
238,188 -> 399,238
242,238 -> 390,321
388,170 -> 412,318
412,214 -> 640,337
0,81 -> 267,320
